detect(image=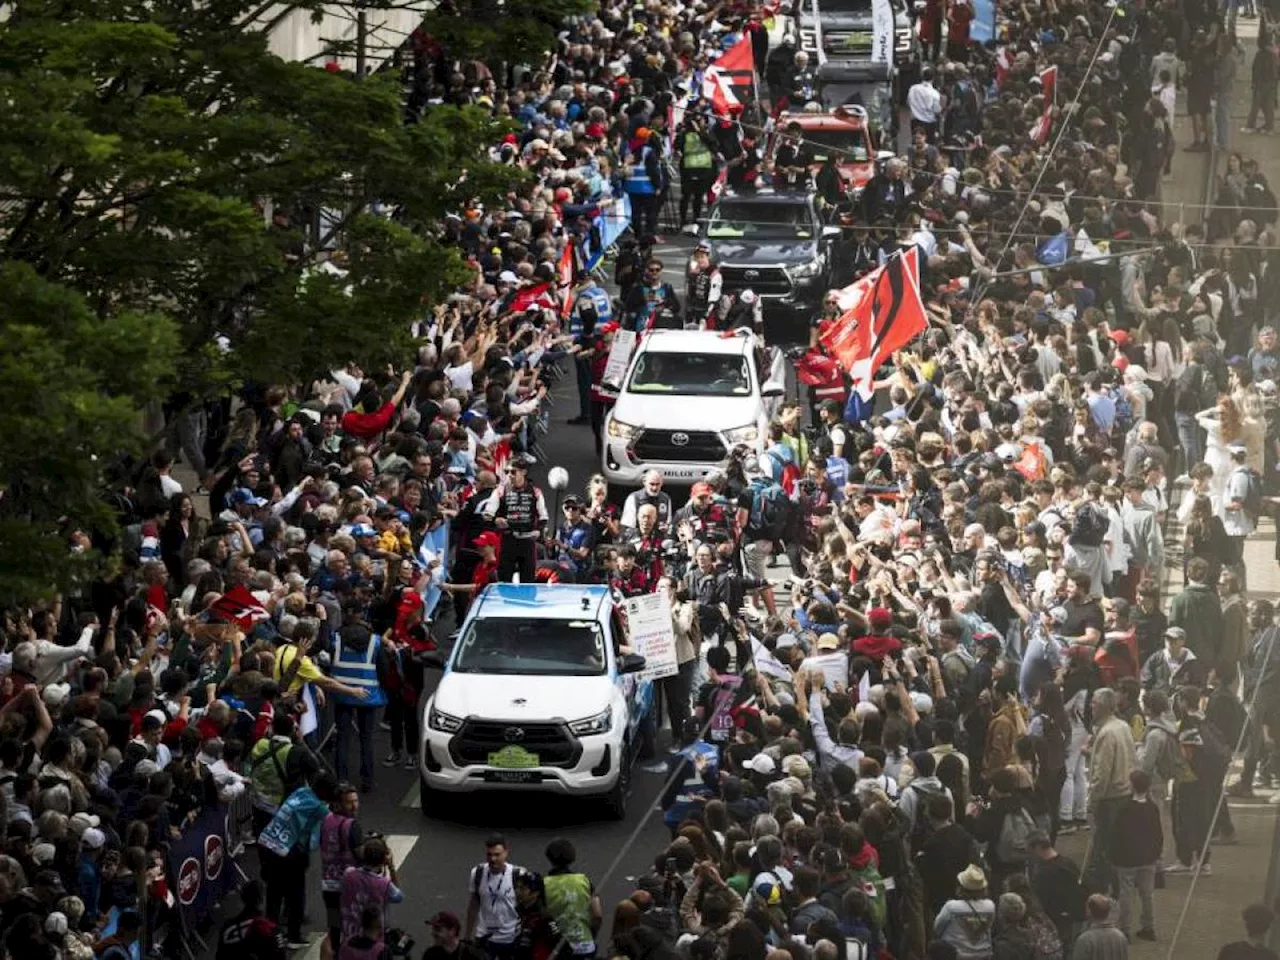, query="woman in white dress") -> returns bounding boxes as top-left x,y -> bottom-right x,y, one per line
1196,395 -> 1244,507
